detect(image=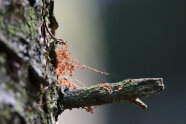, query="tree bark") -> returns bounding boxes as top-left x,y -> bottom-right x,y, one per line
0,0 -> 164,124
